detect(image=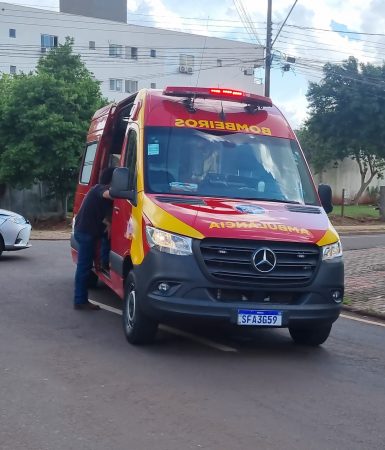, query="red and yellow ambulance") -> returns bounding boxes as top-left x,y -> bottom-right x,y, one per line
71,86 -> 344,346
